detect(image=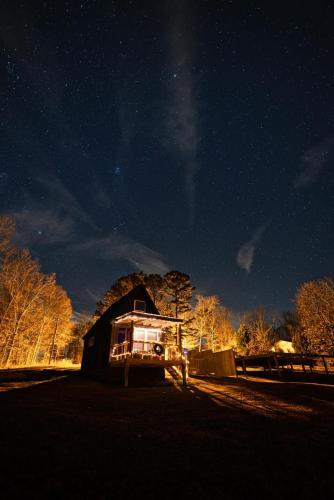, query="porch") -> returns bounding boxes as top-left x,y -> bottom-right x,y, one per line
109,311 -> 186,386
